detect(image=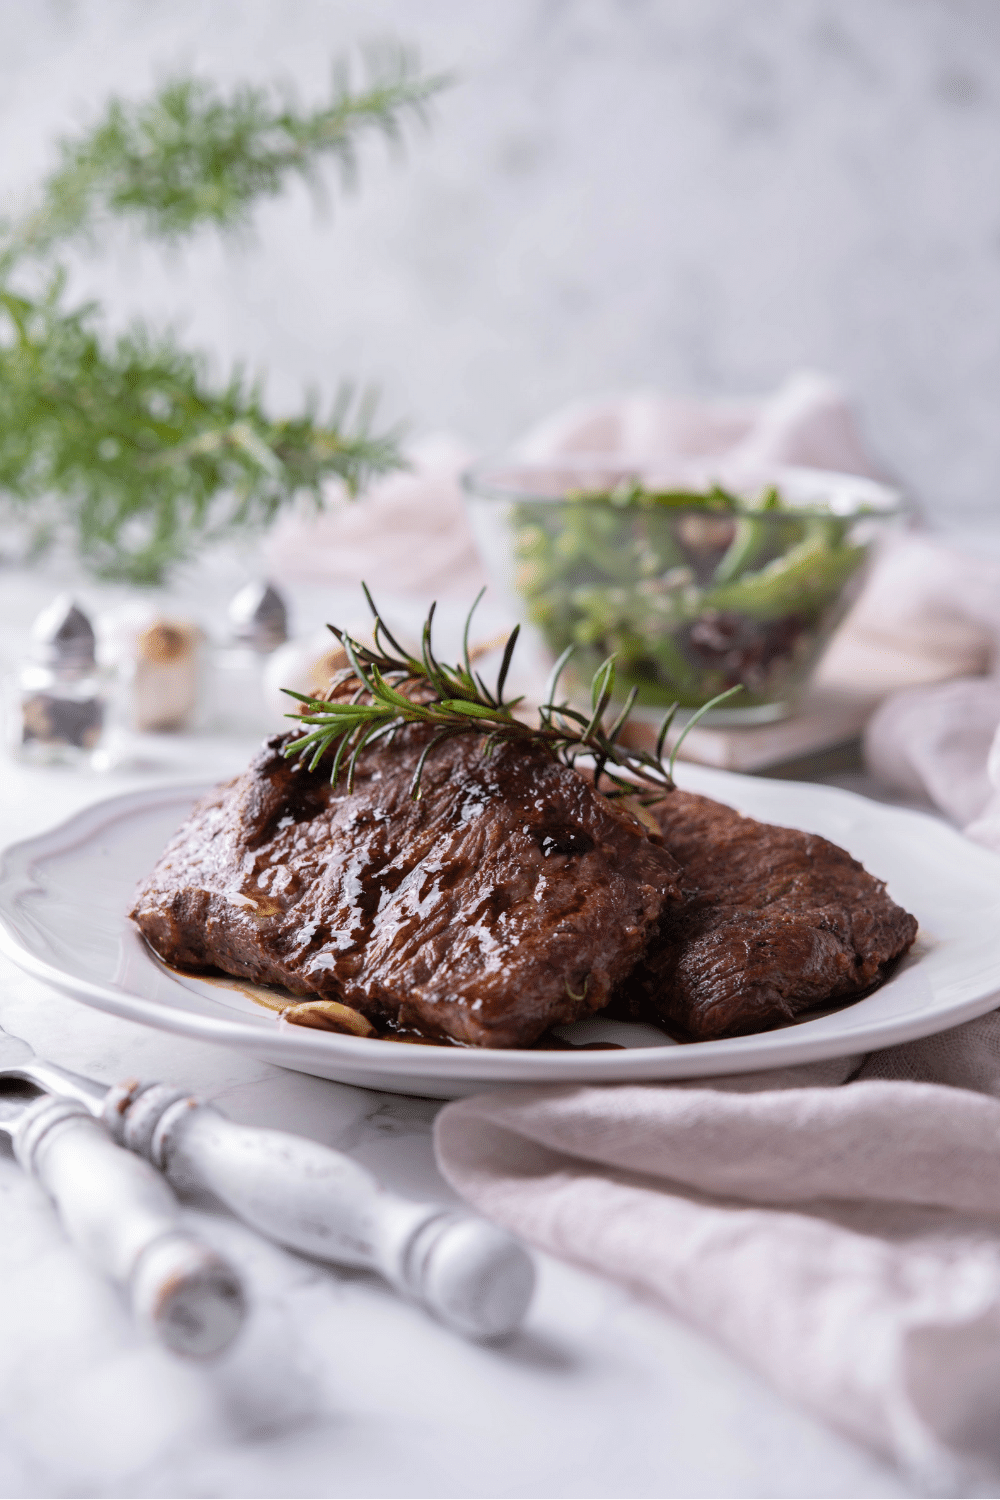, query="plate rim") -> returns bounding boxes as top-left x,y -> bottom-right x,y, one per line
1,771 -> 999,1084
